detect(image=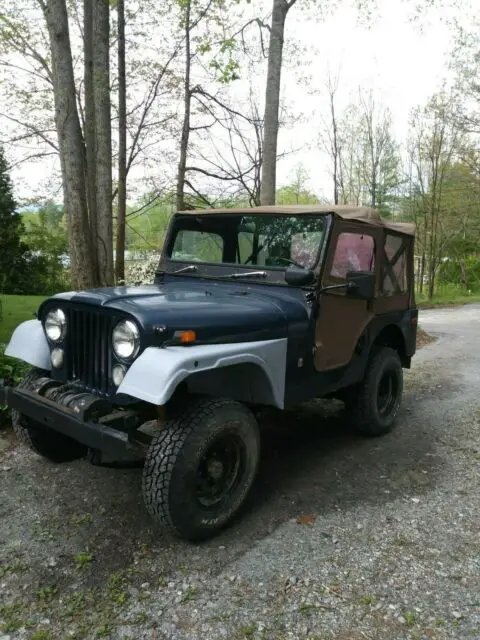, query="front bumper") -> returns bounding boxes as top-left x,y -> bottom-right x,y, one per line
0,385 -> 131,456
